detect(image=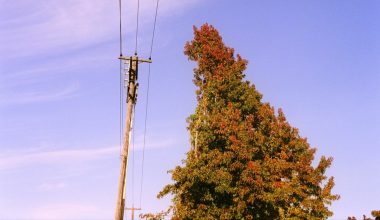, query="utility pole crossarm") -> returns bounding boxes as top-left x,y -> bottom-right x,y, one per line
125,207 -> 142,210
126,207 -> 141,220
119,56 -> 152,63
